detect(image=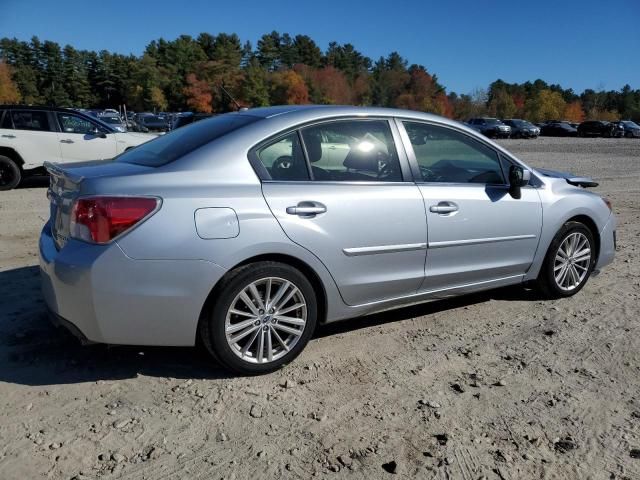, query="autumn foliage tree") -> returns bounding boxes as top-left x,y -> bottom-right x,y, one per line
563,101 -> 585,122
0,60 -> 21,103
184,73 -> 212,112
2,34 -> 640,122
269,70 -> 309,105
